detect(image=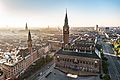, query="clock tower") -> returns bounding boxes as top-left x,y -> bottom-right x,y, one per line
28,30 -> 32,53
63,9 -> 69,46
